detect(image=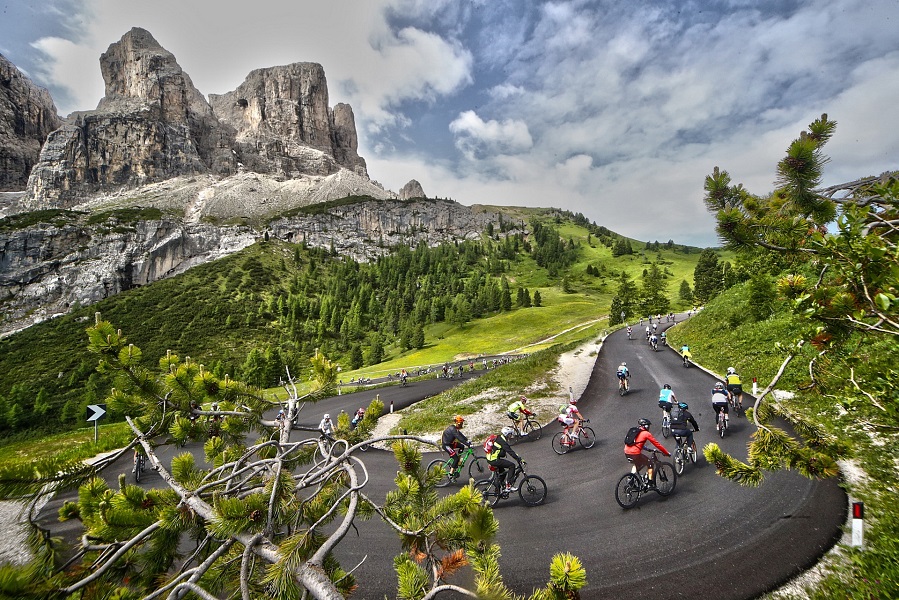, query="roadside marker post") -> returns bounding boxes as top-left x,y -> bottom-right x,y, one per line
852,502 -> 864,548
752,377 -> 758,396
86,403 -> 107,443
